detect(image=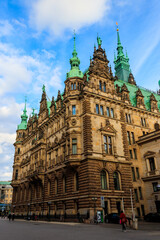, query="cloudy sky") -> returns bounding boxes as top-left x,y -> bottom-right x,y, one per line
0,0 -> 160,180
